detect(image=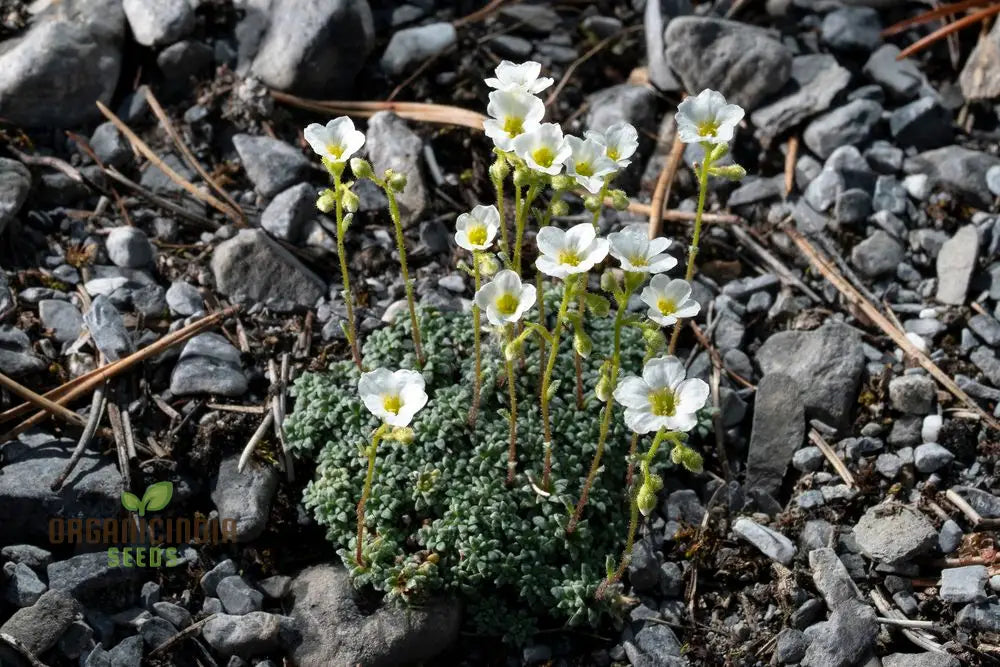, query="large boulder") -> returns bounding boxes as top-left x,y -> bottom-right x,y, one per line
0,0 -> 124,127
364,112 -> 427,228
